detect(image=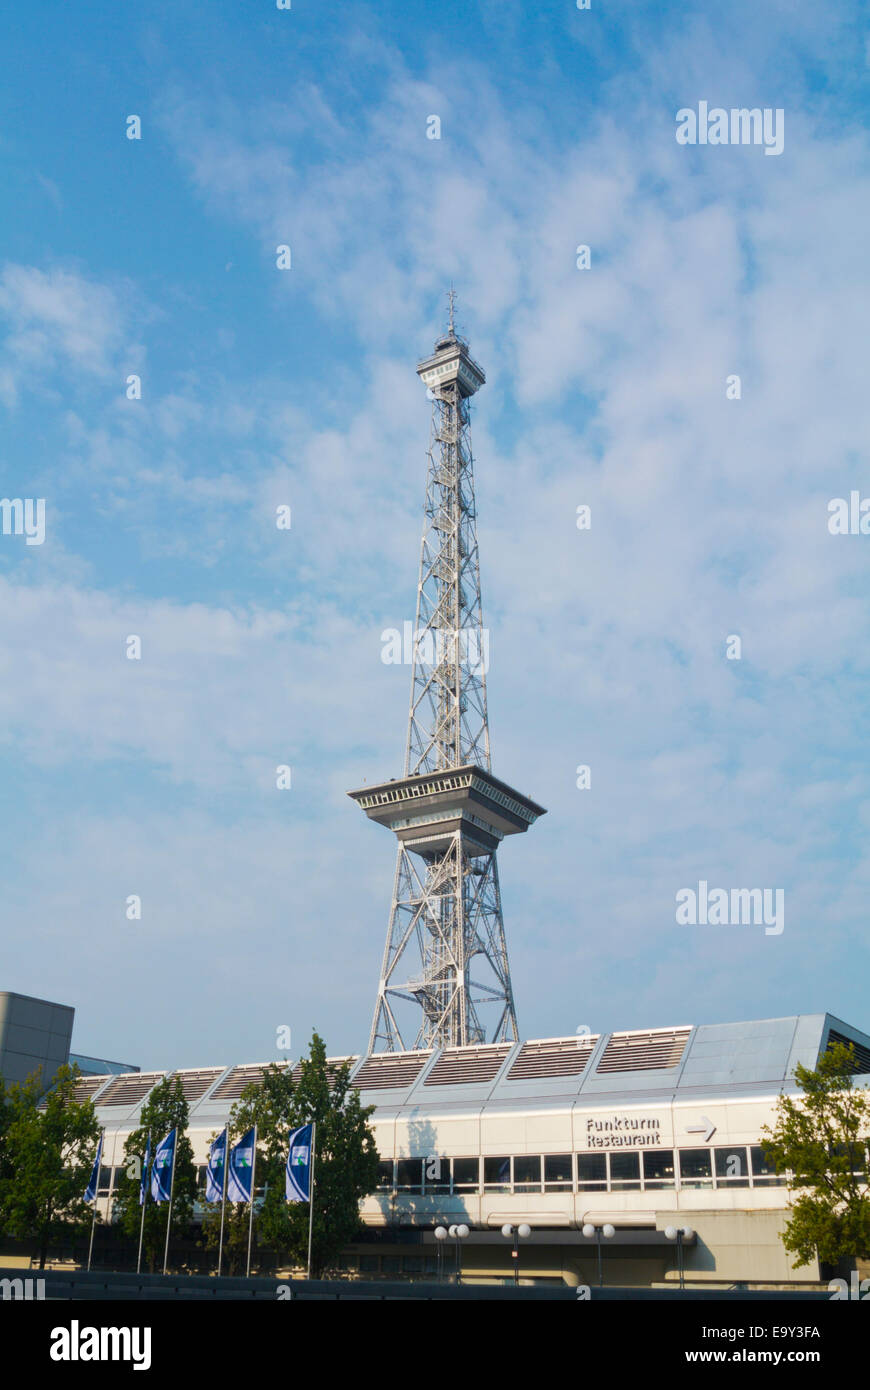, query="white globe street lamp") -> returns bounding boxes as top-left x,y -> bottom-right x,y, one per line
582,1221 -> 615,1287
501,1222 -> 532,1286
440,1222 -> 469,1284
665,1225 -> 694,1290
434,1224 -> 449,1283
